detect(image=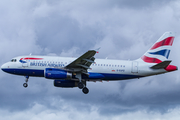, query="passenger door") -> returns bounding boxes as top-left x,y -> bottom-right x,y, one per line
131,61 -> 138,73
